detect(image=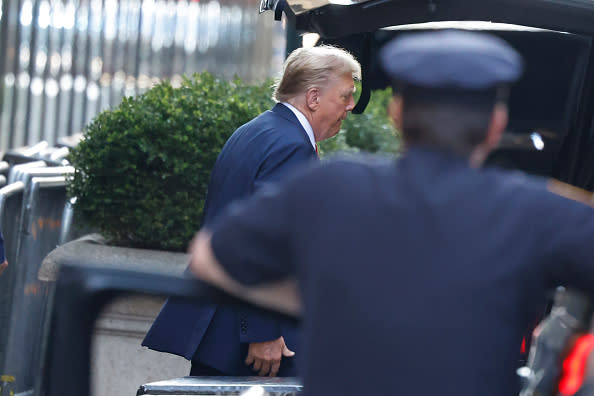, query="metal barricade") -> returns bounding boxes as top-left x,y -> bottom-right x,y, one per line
14,167 -> 75,188
0,162 -> 9,178
13,143 -> 49,159
47,148 -> 70,164
18,168 -> 77,247
3,143 -> 63,168
7,161 -> 46,185
0,181 -> 26,395
2,154 -> 62,169
58,200 -> 75,247
56,198 -> 94,247
2,176 -> 68,395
